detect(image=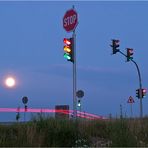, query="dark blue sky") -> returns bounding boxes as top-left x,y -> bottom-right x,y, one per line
0,1 -> 148,121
